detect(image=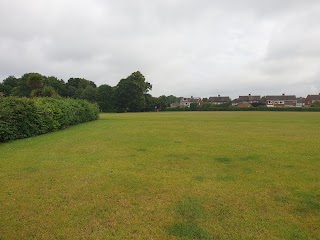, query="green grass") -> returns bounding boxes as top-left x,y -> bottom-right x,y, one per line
0,112 -> 320,239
